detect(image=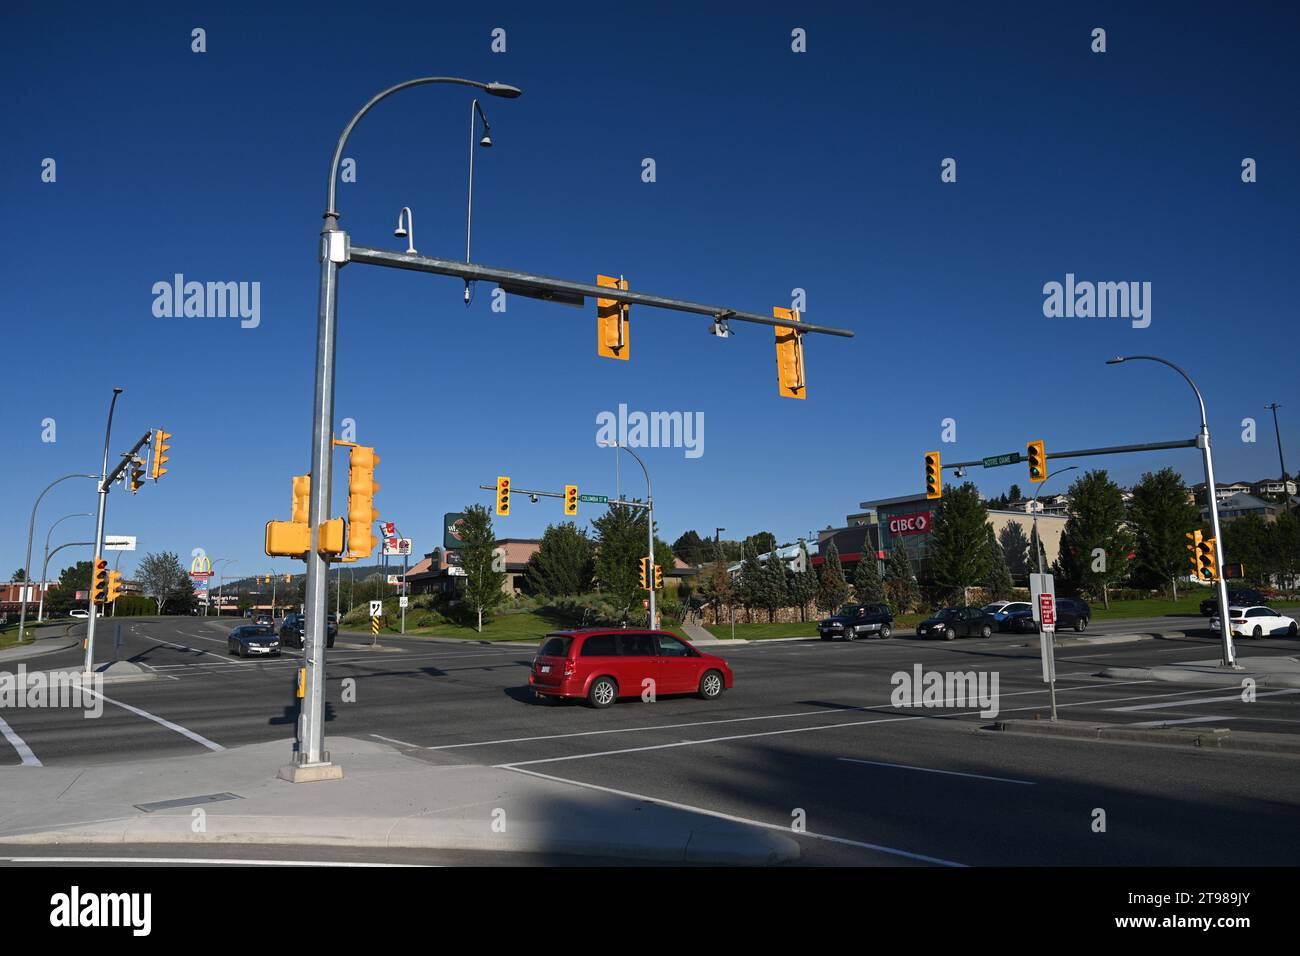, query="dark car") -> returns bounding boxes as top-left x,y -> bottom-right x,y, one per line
818,603 -> 894,641
1011,596 -> 1092,633
1201,588 -> 1266,617
227,625 -> 281,657
279,612 -> 337,649
254,613 -> 272,626
916,606 -> 994,640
